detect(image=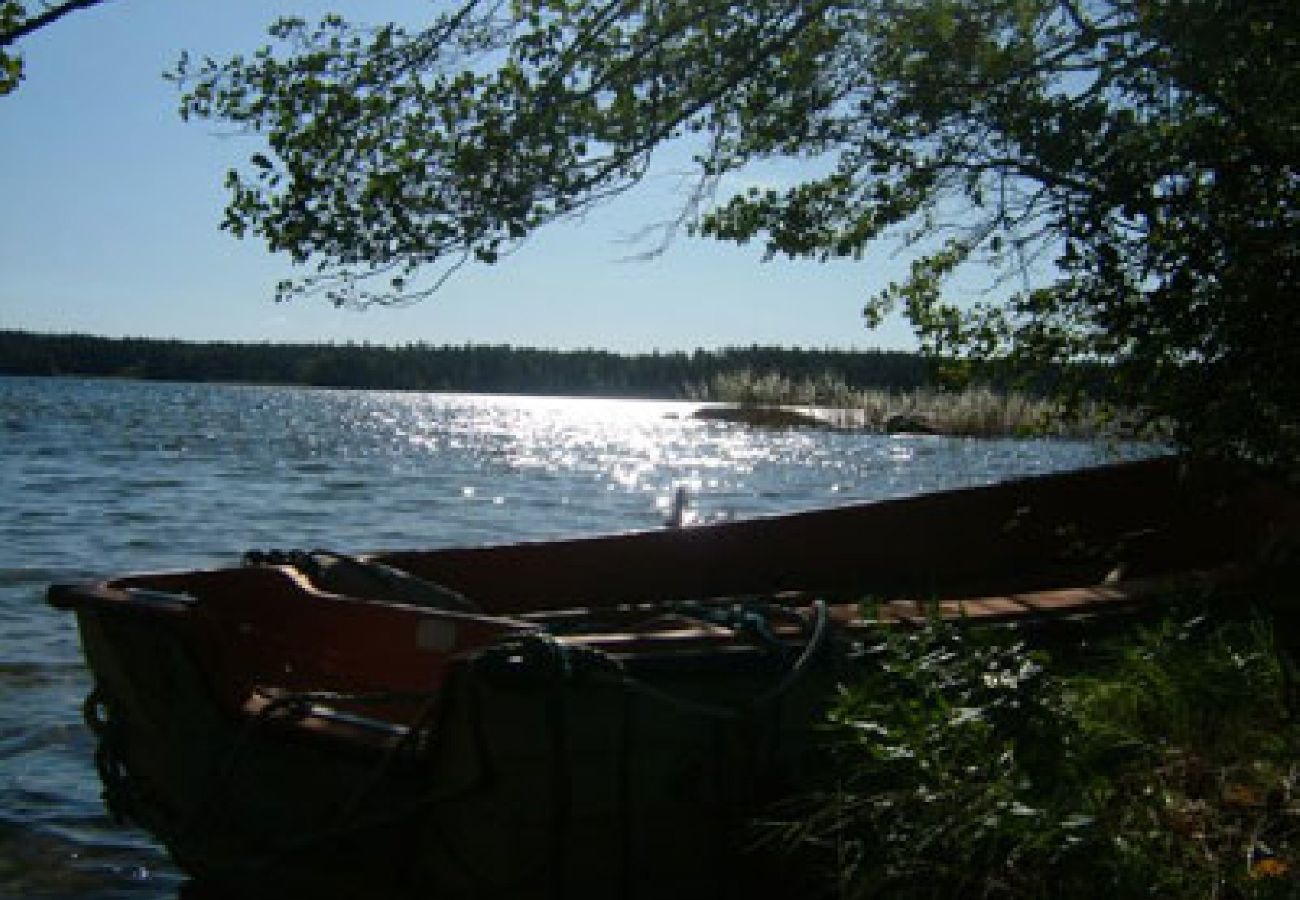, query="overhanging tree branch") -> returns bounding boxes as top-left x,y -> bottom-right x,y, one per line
0,0 -> 112,47
172,0 -> 1300,472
